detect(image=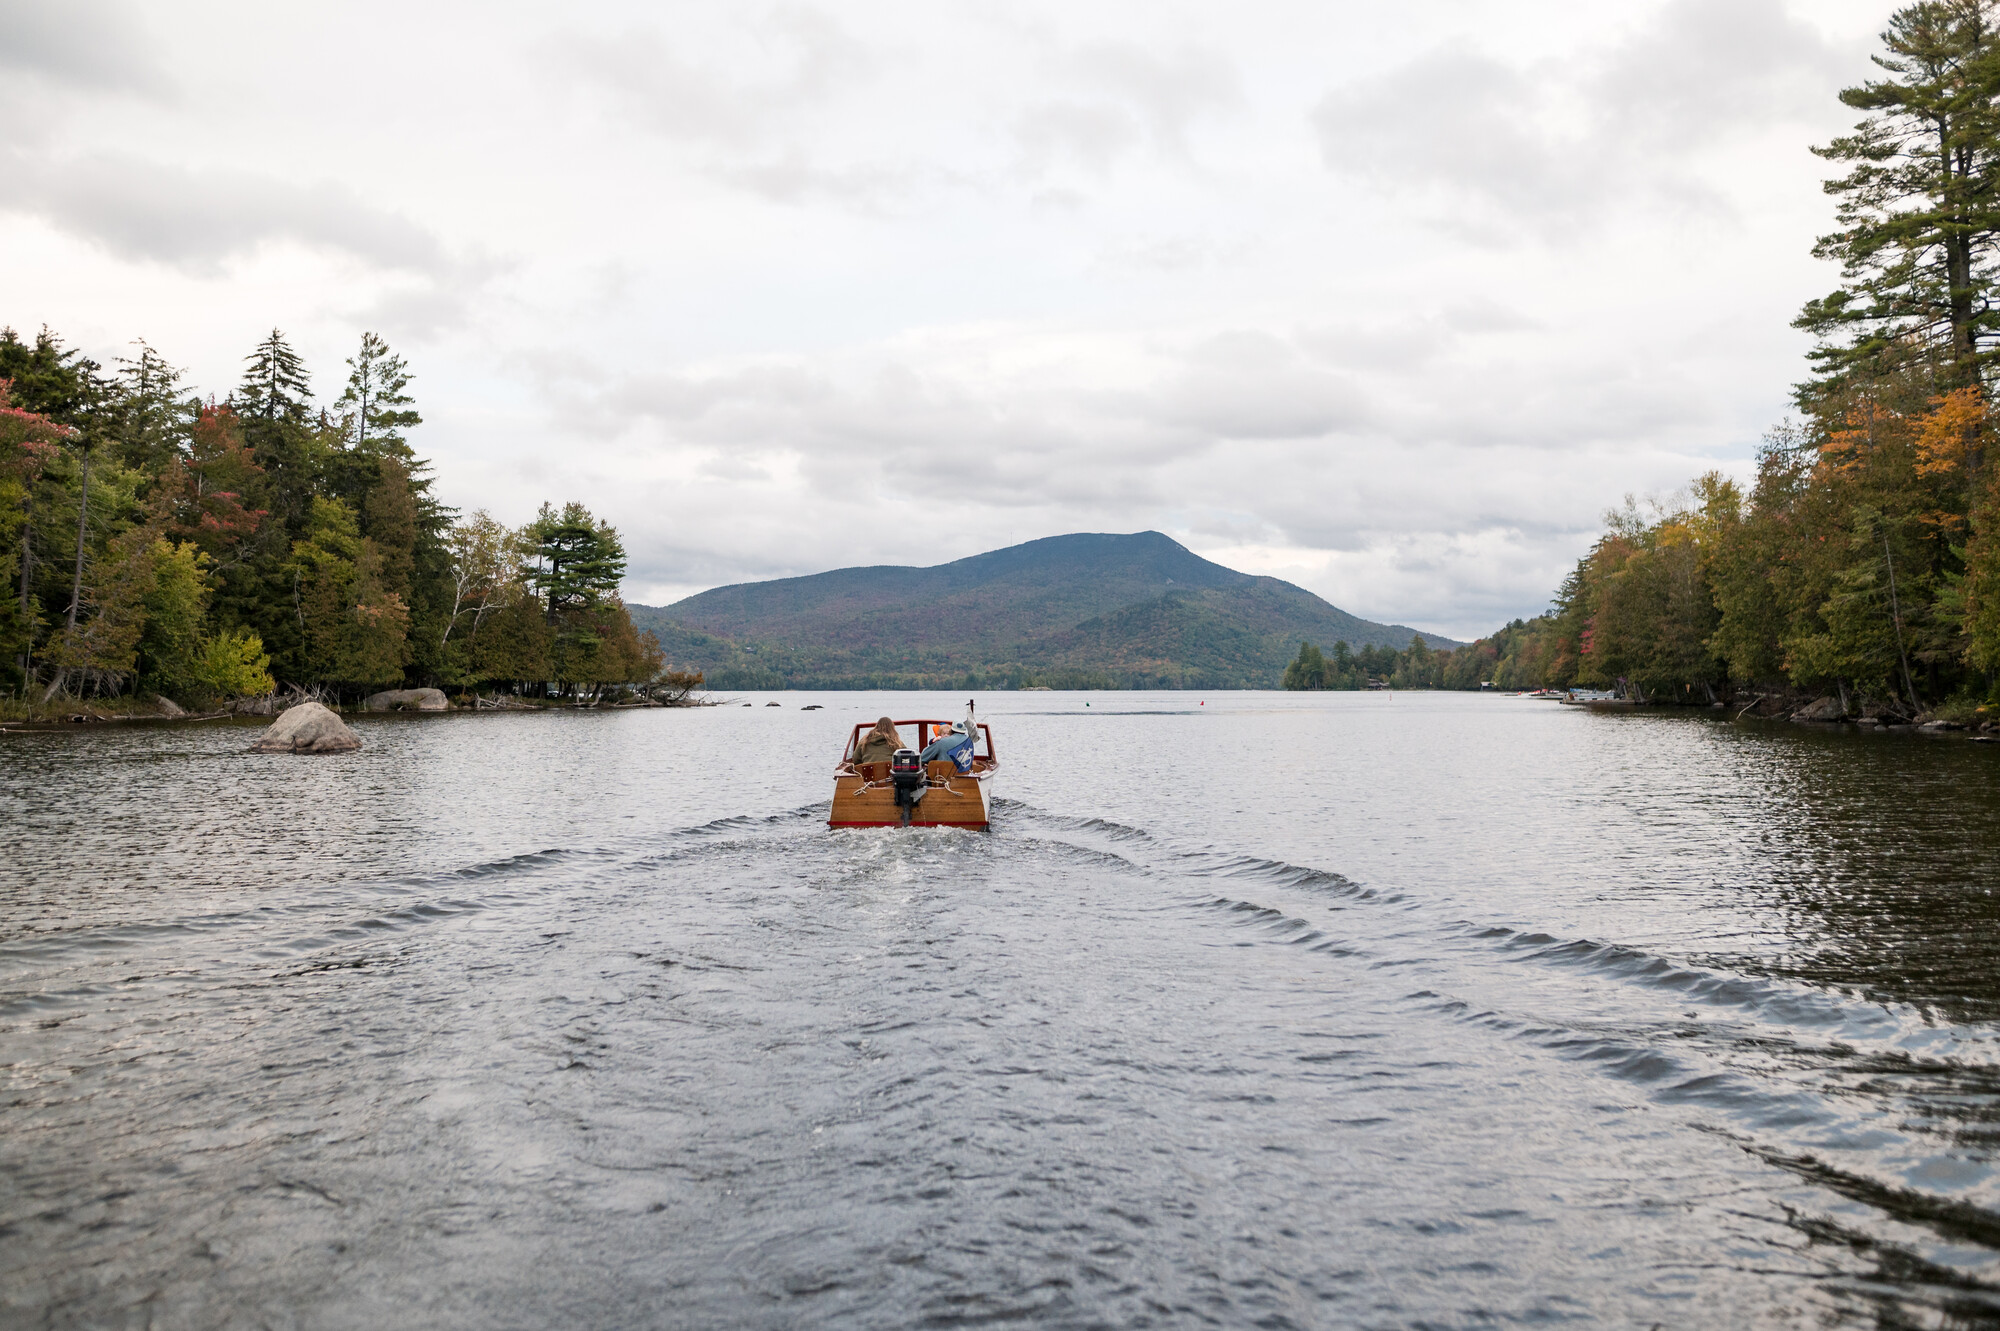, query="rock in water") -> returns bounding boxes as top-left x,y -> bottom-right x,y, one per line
154,695 -> 186,718
248,702 -> 362,754
362,687 -> 449,712
1791,696 -> 1846,723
